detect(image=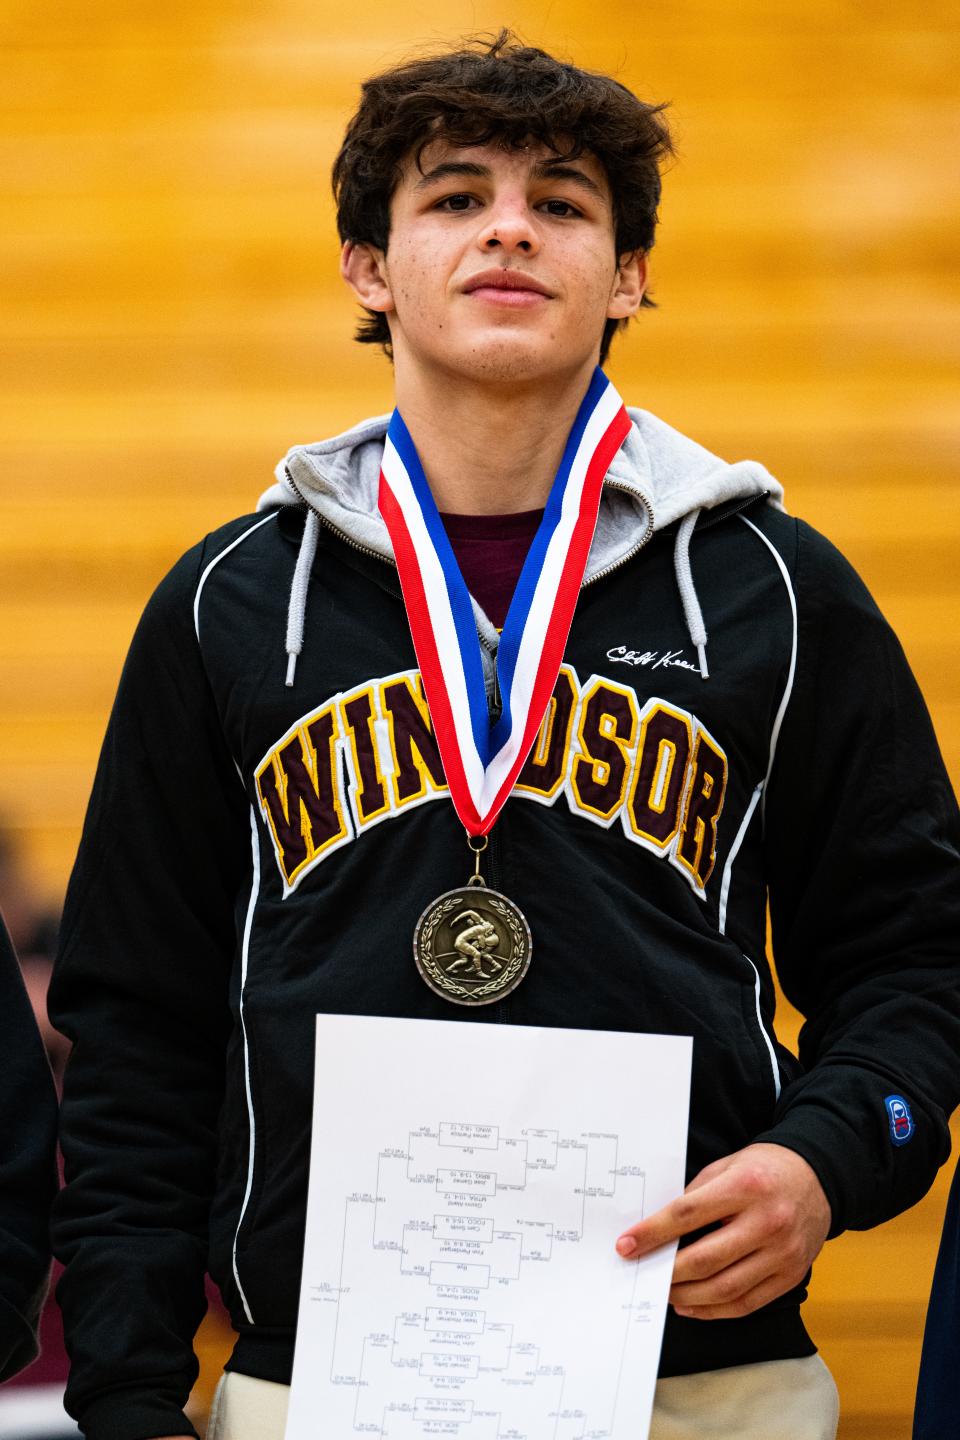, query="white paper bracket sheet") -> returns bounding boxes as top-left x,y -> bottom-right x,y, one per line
286,1015 -> 691,1440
